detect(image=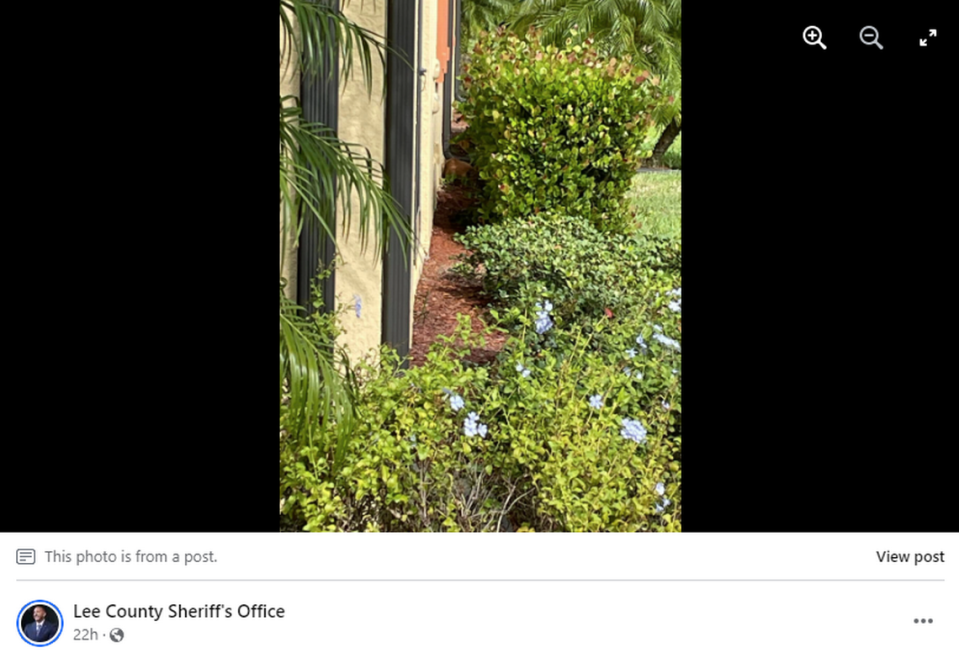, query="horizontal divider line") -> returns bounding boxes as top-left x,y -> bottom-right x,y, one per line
17,578 -> 946,582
